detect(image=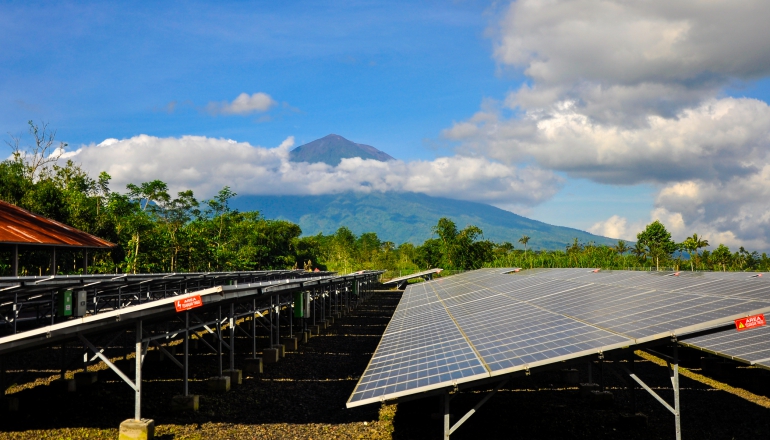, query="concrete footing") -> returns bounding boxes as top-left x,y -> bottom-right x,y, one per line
281,337 -> 298,351
243,357 -> 263,374
276,344 -> 286,358
119,418 -> 155,440
171,395 -> 199,412
560,368 -> 580,384
1,397 -> 19,411
74,371 -> 98,388
327,316 -> 334,325
50,378 -> 77,393
224,369 -> 242,386
589,390 -> 614,409
206,376 -> 231,393
304,330 -> 312,341
310,325 -> 320,335
319,320 -> 328,329
294,332 -> 308,344
618,412 -> 648,430
578,382 -> 600,397
263,348 -> 279,364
